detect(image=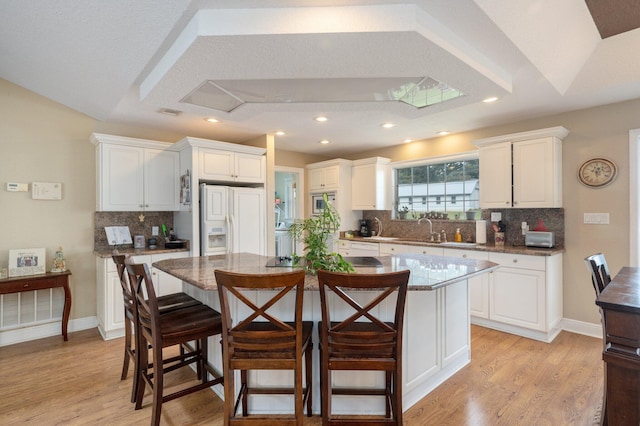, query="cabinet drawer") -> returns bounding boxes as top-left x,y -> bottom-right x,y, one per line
489,252 -> 545,271
1,277 -> 58,293
444,248 -> 489,260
